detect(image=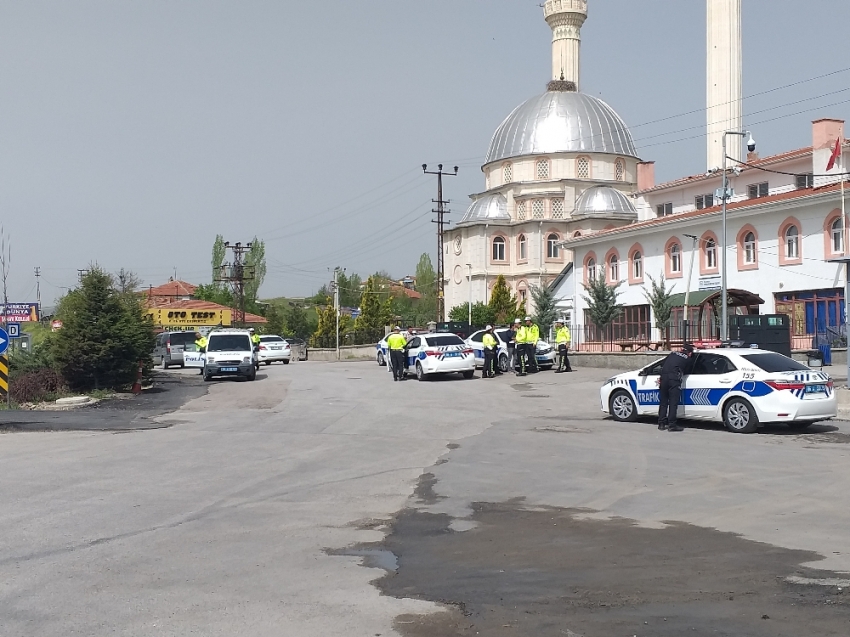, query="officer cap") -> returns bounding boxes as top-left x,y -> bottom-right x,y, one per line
392,326 -> 400,332
514,318 -> 521,324
524,316 -> 532,321
485,324 -> 493,330
682,343 -> 695,354
555,319 -> 564,325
